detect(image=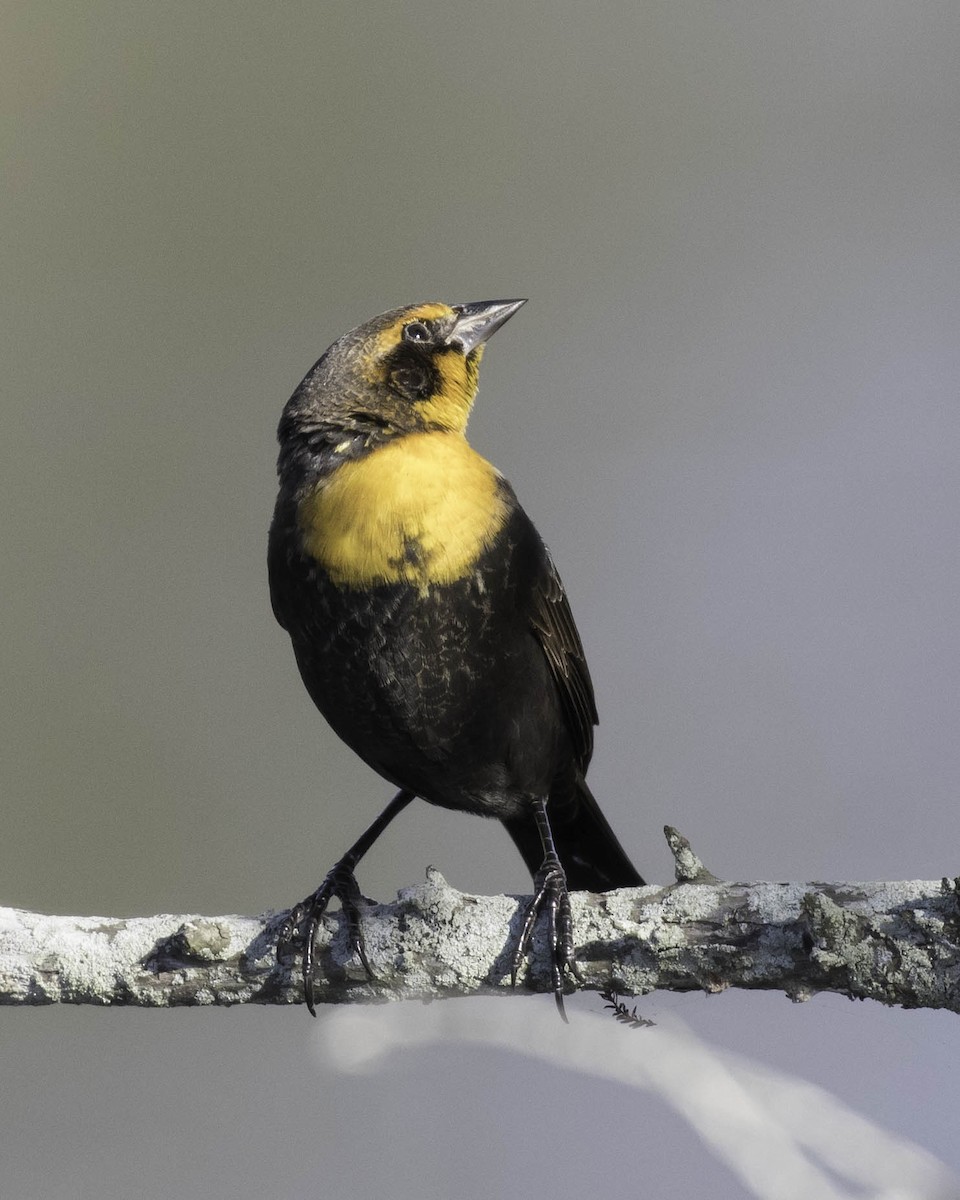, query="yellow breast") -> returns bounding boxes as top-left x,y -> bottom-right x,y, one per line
298,432 -> 510,588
